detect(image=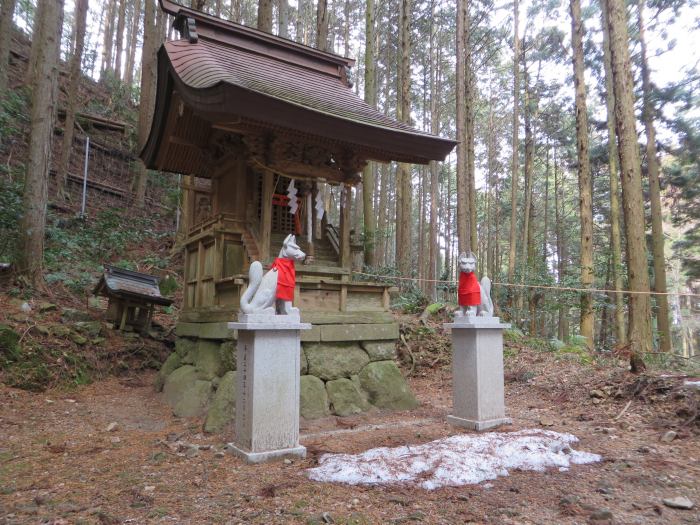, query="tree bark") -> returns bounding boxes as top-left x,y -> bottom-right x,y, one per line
18,0 -> 64,286
25,0 -> 46,86
638,0 -> 671,353
376,163 -> 388,266
554,152 -> 569,341
570,0 -> 594,349
465,12 -> 477,254
455,0 -> 469,254
102,0 -> 116,76
395,0 -> 412,278
361,0 -> 376,266
257,0 -> 273,32
134,0 -> 157,207
507,0 -> 520,290
114,0 -> 127,79
125,0 -> 142,87
0,0 -> 17,95
601,0 -> 626,345
604,0 -> 653,370
277,0 -> 288,38
315,0 -> 329,51
427,0 -> 439,300
56,0 -> 88,199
